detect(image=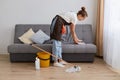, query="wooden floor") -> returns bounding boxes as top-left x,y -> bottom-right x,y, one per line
0,54 -> 120,80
